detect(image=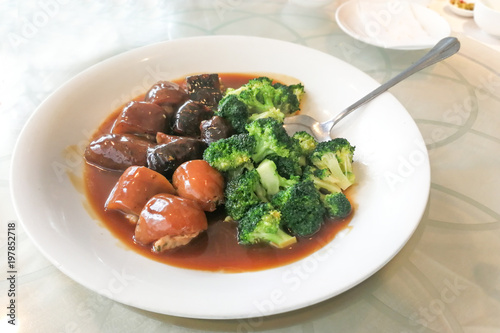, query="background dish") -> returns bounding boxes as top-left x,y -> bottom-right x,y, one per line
11,36 -> 430,319
447,0 -> 475,17
474,0 -> 500,37
336,1 -> 451,50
